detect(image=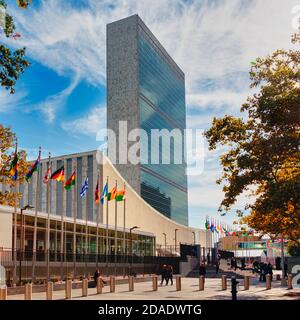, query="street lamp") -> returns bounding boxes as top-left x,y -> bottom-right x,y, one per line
174,229 -> 179,254
130,226 -> 139,276
19,205 -> 34,286
162,233 -> 167,255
